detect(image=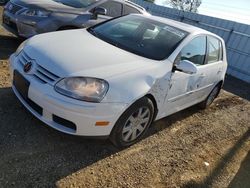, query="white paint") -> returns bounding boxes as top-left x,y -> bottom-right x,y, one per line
9,15 -> 227,136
